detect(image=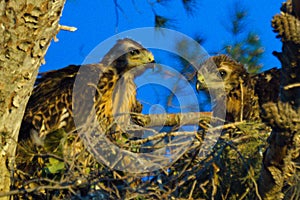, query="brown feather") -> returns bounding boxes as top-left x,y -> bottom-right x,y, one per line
197,55 -> 280,123
19,38 -> 155,143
